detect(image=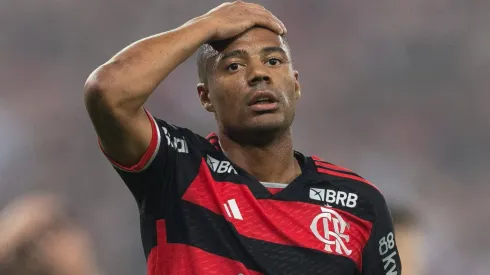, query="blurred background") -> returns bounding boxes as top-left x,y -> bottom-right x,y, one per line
1,0 -> 489,274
